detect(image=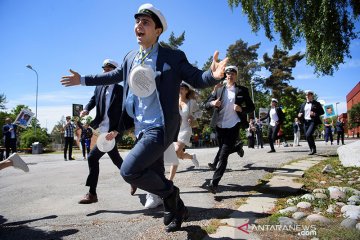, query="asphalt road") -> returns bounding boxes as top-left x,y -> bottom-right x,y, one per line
0,139 -> 353,240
